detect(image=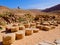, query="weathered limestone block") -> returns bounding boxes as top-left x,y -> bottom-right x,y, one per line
31,28 -> 39,33
3,33 -> 15,45
15,30 -> 25,40
30,23 -> 36,28
25,28 -> 33,36
19,25 -> 25,30
42,22 -> 50,26
11,26 -> 19,32
24,23 -> 30,28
